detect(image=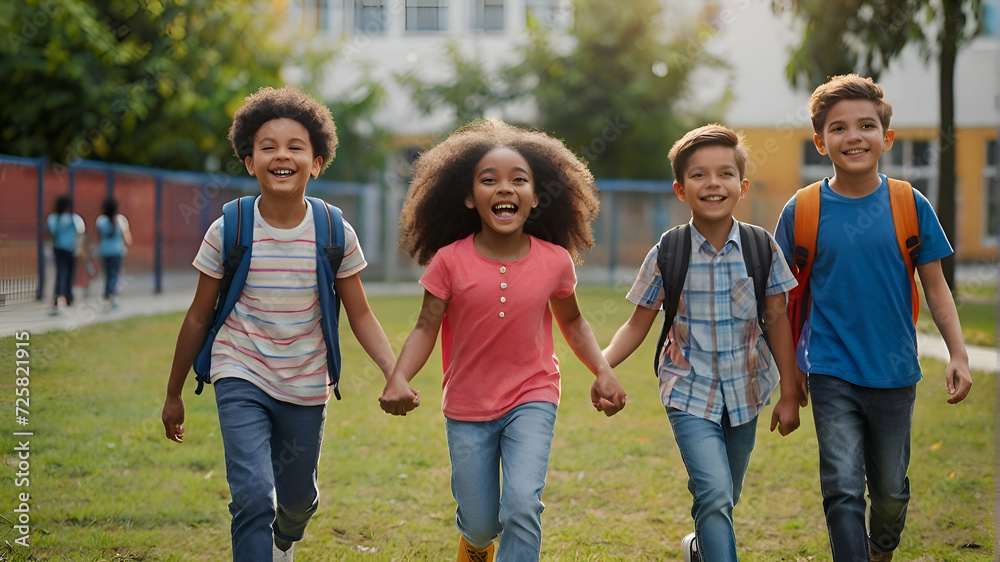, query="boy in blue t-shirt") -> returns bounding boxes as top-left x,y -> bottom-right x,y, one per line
605,124 -> 801,562
773,74 -> 973,561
